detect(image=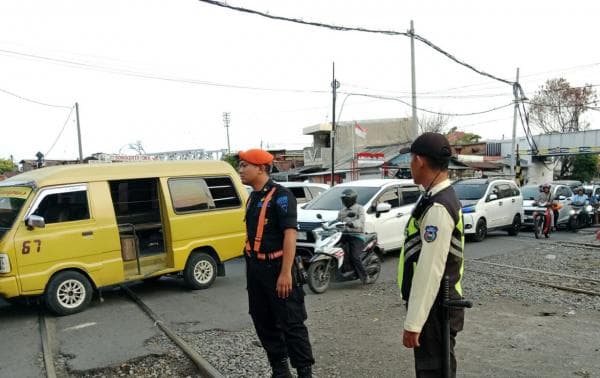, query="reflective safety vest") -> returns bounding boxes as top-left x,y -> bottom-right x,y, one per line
398,186 -> 465,309
245,187 -> 284,260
